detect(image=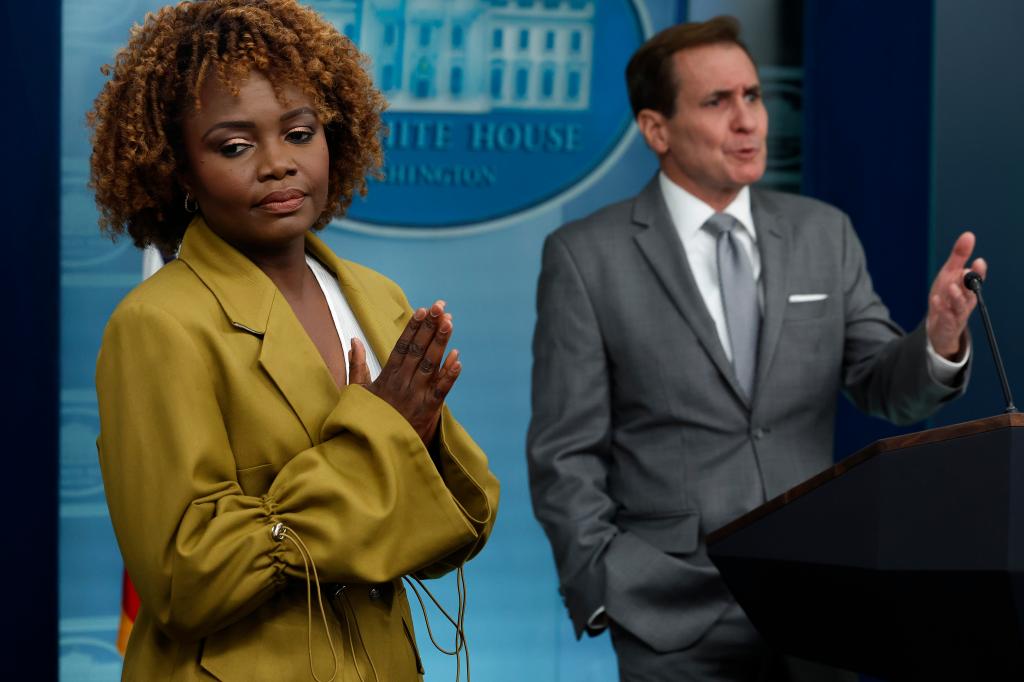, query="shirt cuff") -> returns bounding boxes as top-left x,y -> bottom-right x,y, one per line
925,332 -> 970,386
586,605 -> 609,633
